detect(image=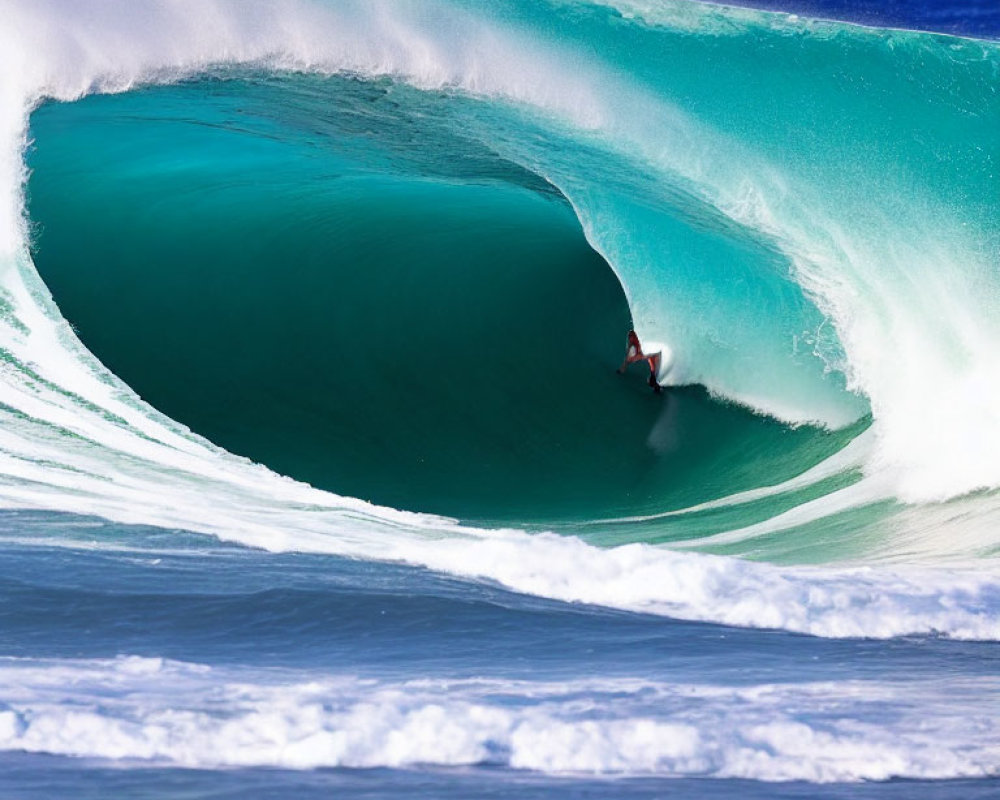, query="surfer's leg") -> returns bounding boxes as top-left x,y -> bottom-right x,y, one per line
647,354 -> 662,392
